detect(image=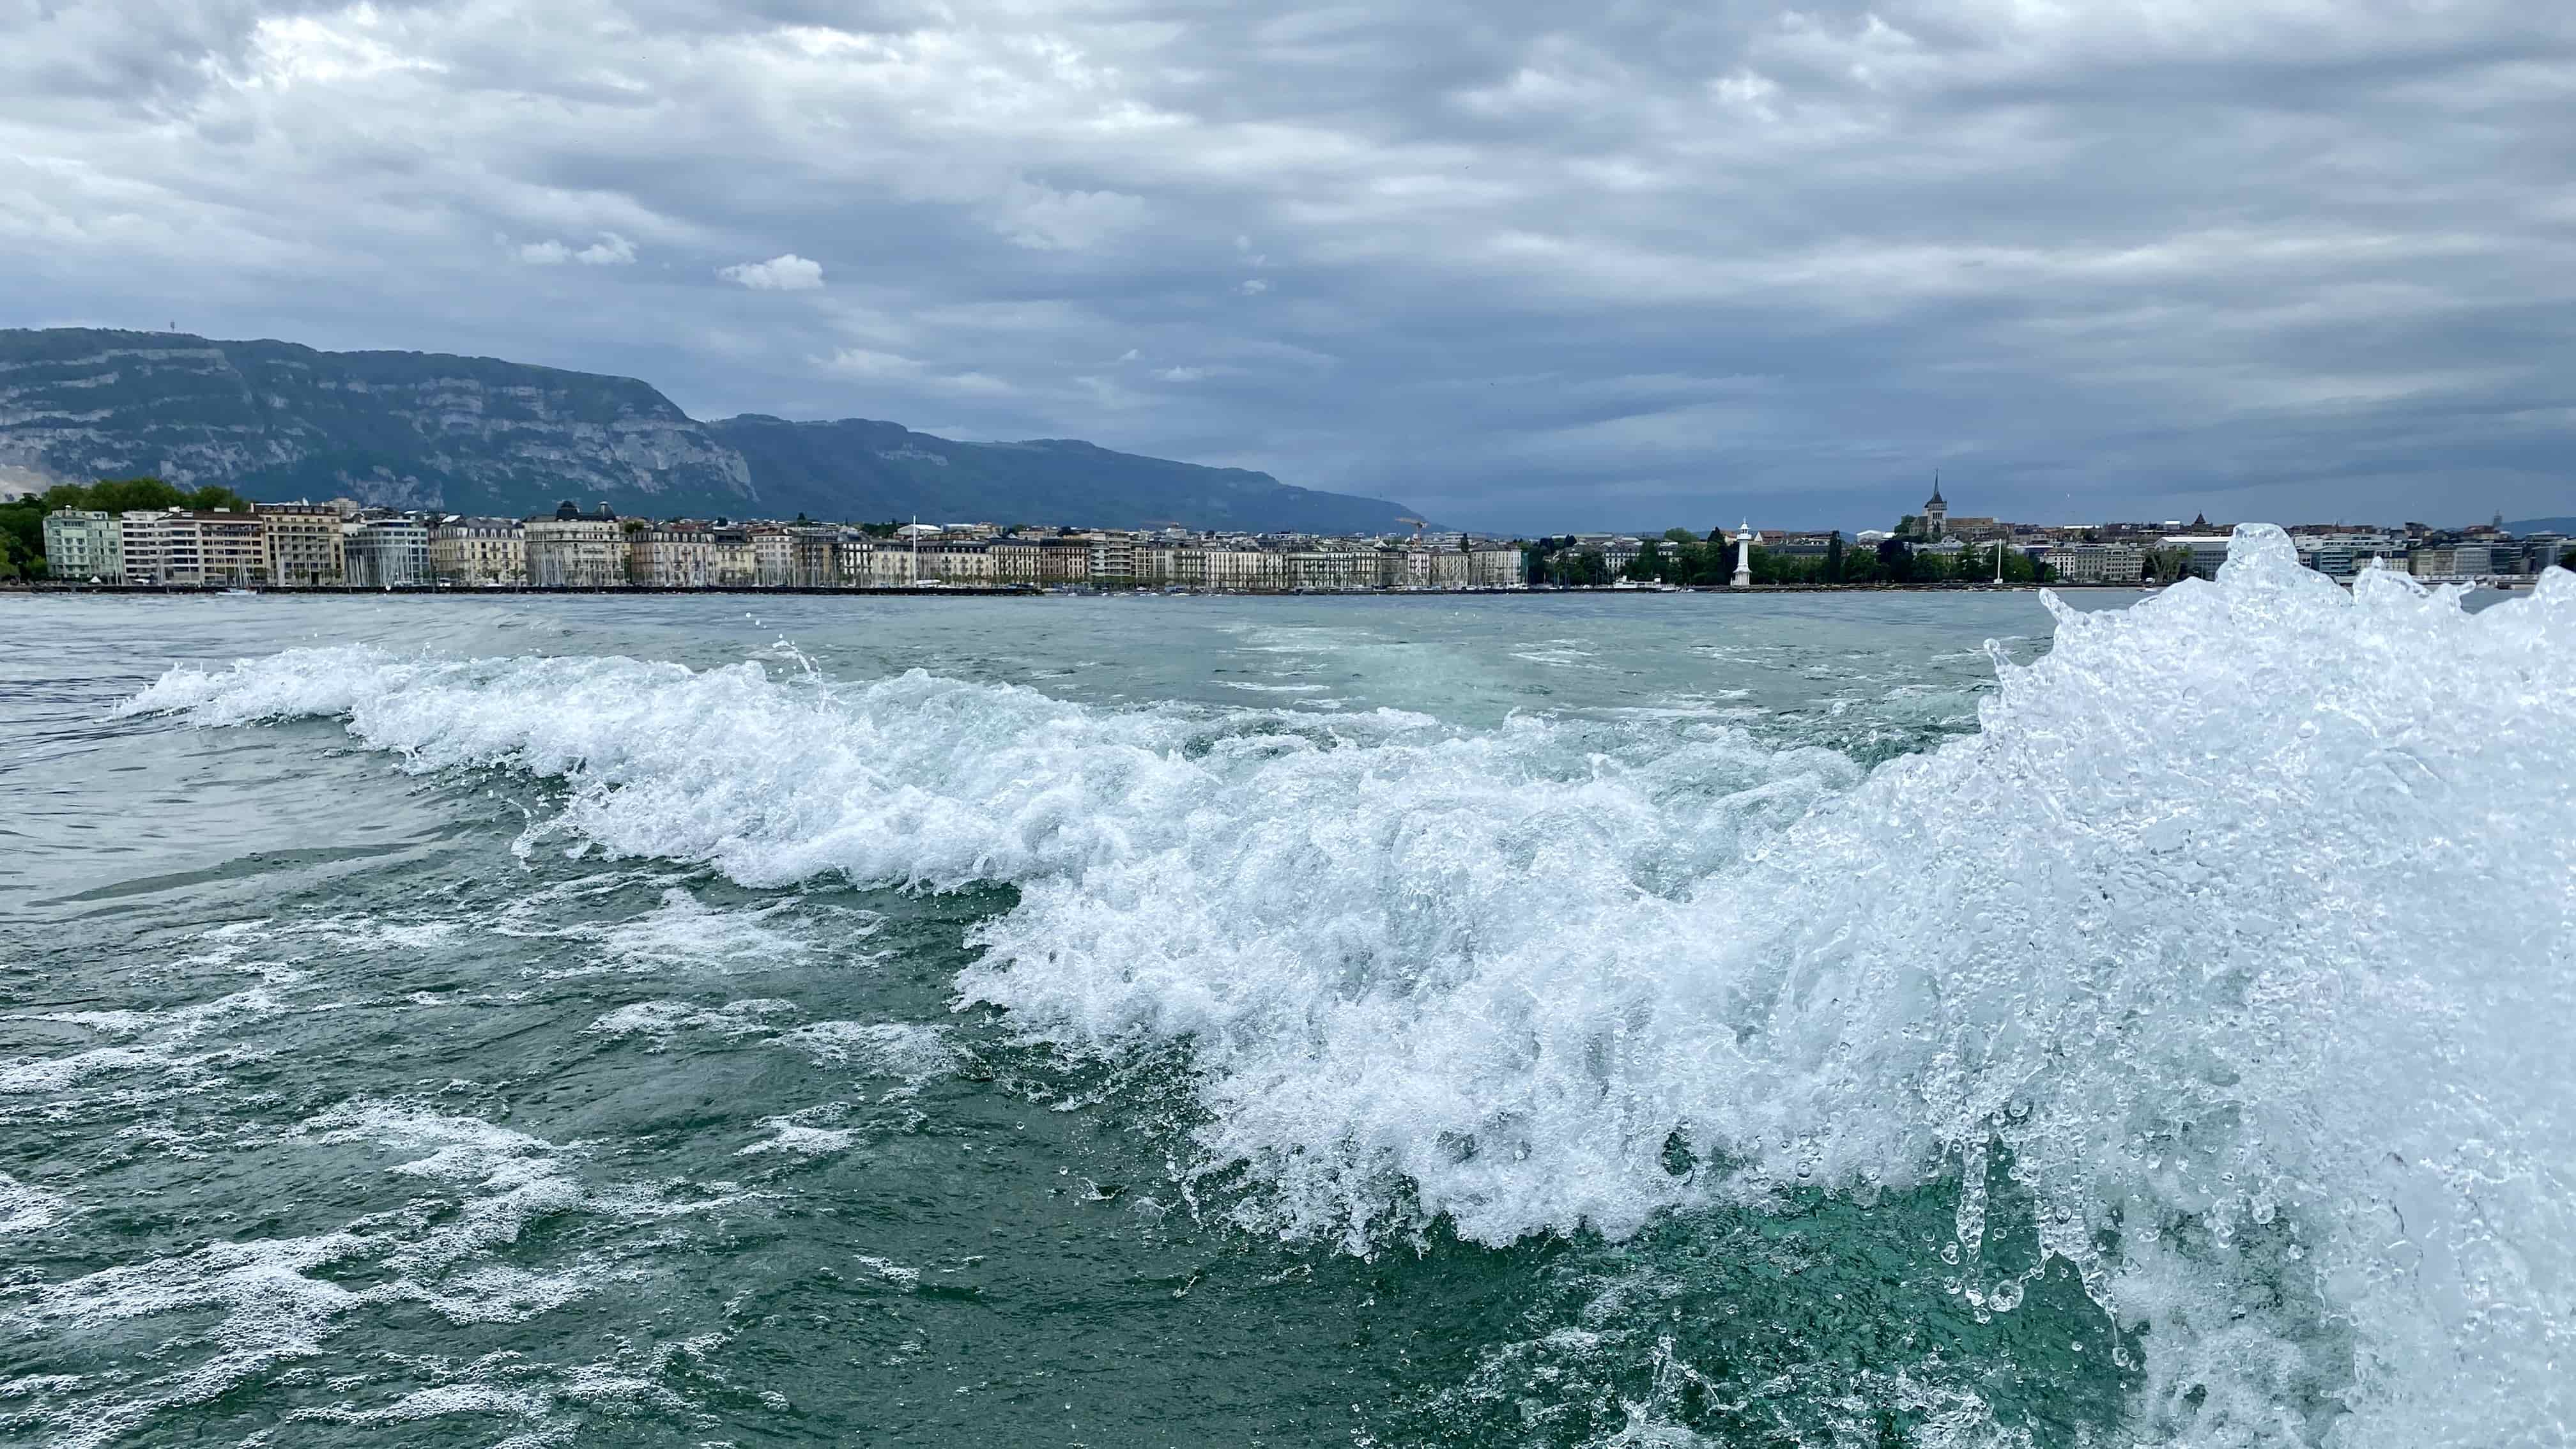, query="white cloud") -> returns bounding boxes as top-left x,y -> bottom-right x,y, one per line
819,346 -> 923,379
987,181 -> 1147,251
1158,365 -> 1204,381
518,233 -> 634,266
1117,348 -> 1140,362
576,233 -> 635,264
719,254 -> 824,290
1237,279 -> 1269,295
